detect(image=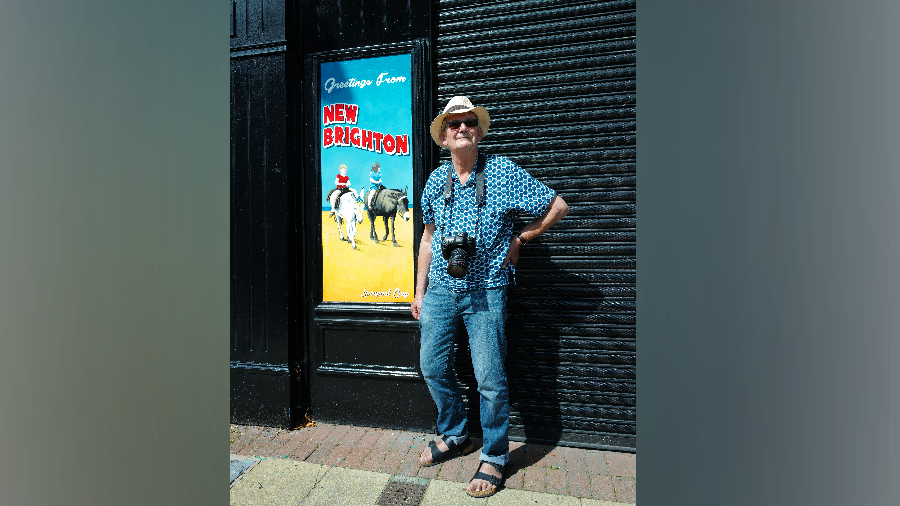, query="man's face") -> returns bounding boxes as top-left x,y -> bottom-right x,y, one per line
441,112 -> 481,151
